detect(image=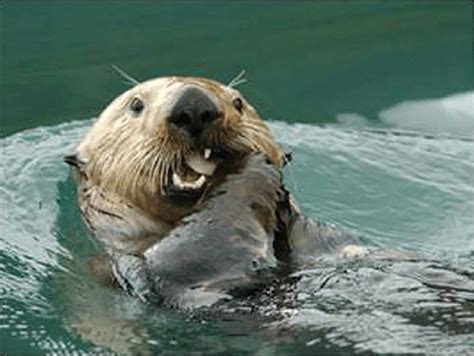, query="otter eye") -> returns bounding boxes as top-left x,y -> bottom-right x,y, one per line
130,97 -> 144,114
232,98 -> 243,113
